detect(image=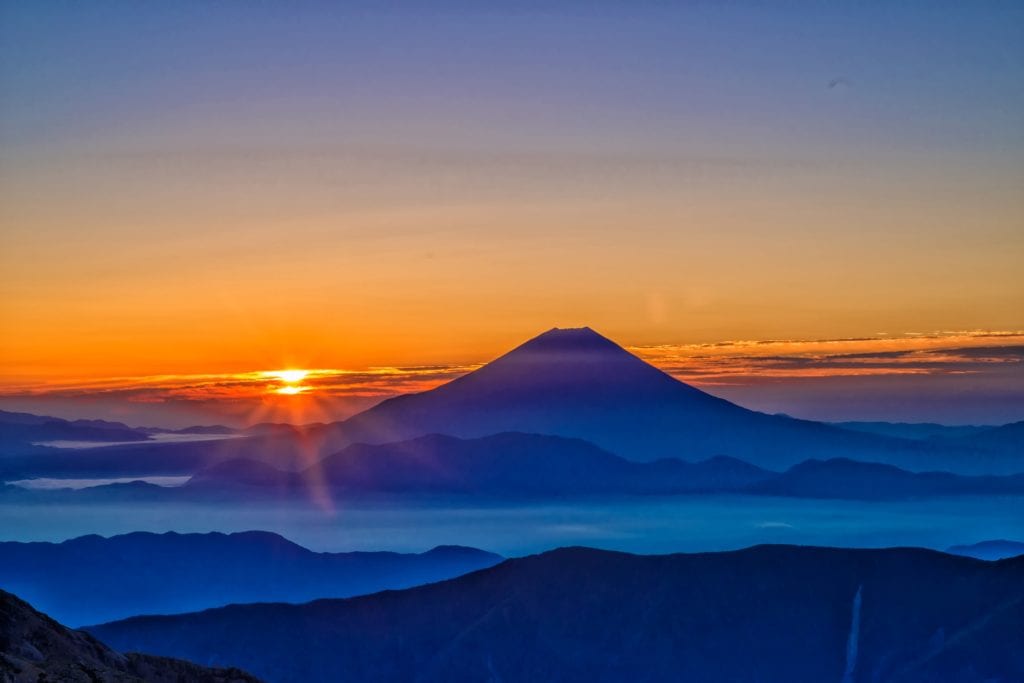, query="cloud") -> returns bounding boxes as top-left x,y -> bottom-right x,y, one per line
0,365 -> 480,405
2,331 -> 1021,401
629,331 -> 1024,386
